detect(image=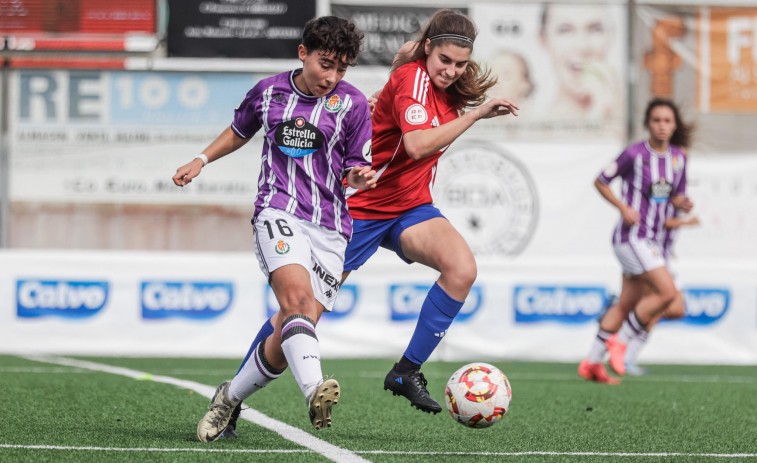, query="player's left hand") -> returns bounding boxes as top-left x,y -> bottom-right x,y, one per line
346,165 -> 377,190
476,97 -> 519,119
